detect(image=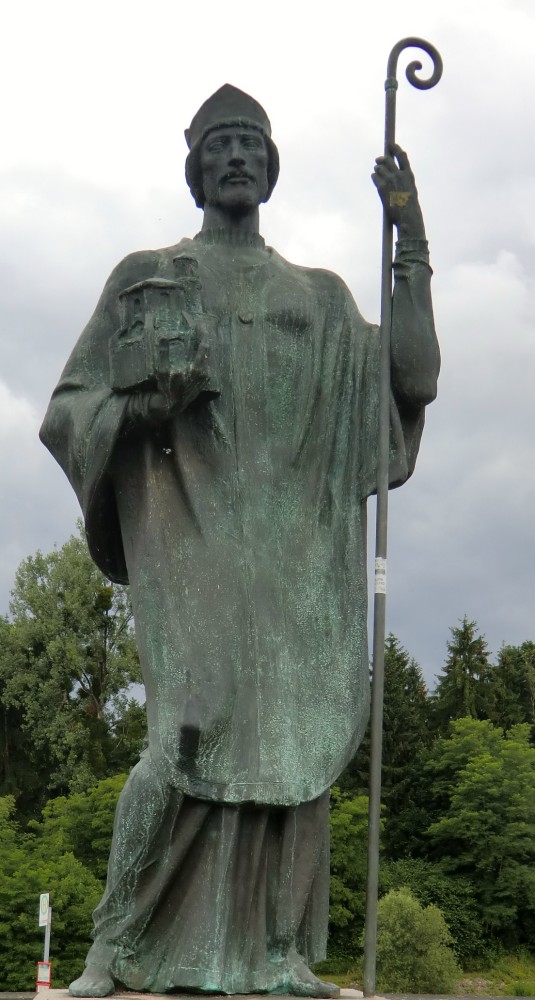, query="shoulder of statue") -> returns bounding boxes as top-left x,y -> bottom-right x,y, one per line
105,238 -> 195,294
302,265 -> 359,314
268,248 -> 351,296
297,263 -> 370,328
104,243 -> 181,293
